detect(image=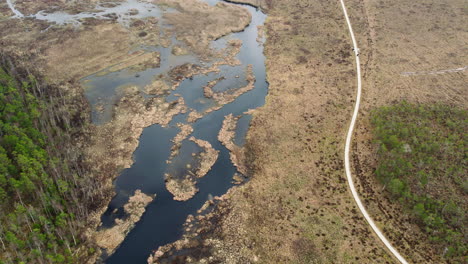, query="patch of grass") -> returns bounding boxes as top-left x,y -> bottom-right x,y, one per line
371,101 -> 467,262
